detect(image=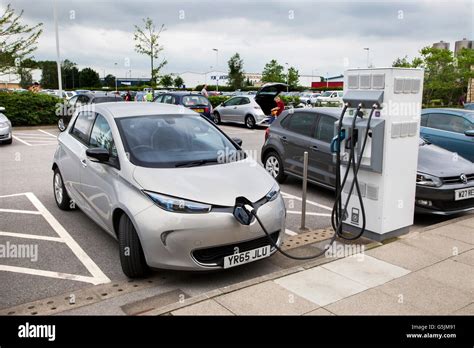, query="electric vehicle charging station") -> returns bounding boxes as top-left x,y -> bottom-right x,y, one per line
335,67 -> 425,241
